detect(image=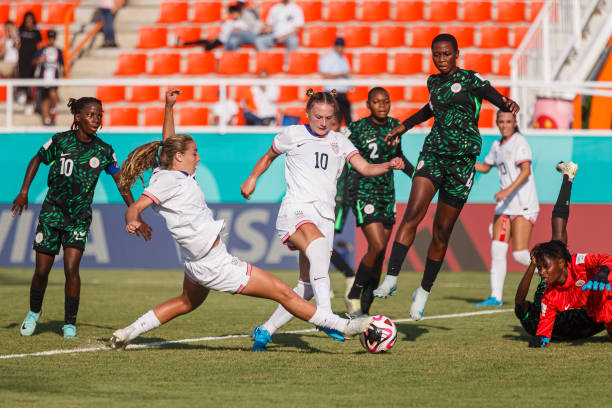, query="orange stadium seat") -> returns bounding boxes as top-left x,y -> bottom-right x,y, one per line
205,25 -> 221,40
233,85 -> 251,102
197,86 -> 220,102
137,27 -> 167,49
478,108 -> 495,127
304,25 -> 337,48
255,51 -> 284,74
408,86 -> 429,103
184,53 -> 215,75
143,107 -> 164,126
15,3 -> 43,26
461,1 -> 491,22
513,26 -> 530,48
480,26 -> 510,48
150,53 -> 181,75
173,26 -> 202,45
376,26 -> 406,48
445,26 -> 475,47
386,86 -> 404,102
0,4 -> 9,24
192,1 -> 222,23
218,52 -> 250,75
393,52 -> 423,75
326,1 -> 356,22
260,1 -> 276,21
496,1 -> 526,23
278,86 -> 299,103
178,107 -> 209,126
496,53 -> 513,76
96,86 -> 125,104
108,107 -> 139,127
129,86 -> 160,103
342,26 -> 371,48
114,53 -> 147,76
529,1 -> 545,22
410,25 -> 441,48
394,1 -> 424,22
0,86 -> 6,103
284,106 -> 307,123
296,1 -> 323,22
390,106 -> 417,121
357,52 -> 387,75
354,106 -> 370,120
360,1 -> 389,22
463,53 -> 493,74
157,2 -> 188,23
45,3 -> 75,24
165,86 -> 194,101
347,86 -> 368,102
287,52 -> 318,75
428,1 -> 458,22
